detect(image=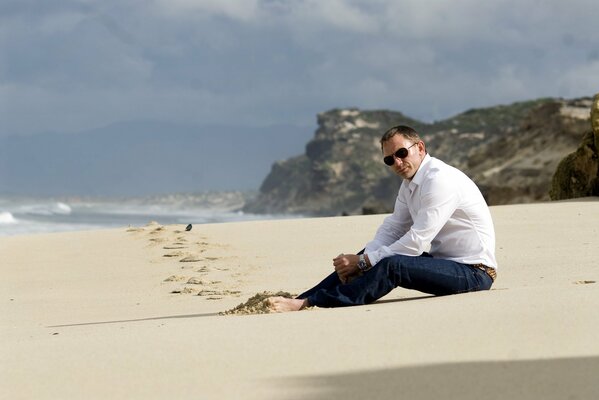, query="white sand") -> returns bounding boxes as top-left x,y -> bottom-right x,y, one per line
2,199 -> 599,399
